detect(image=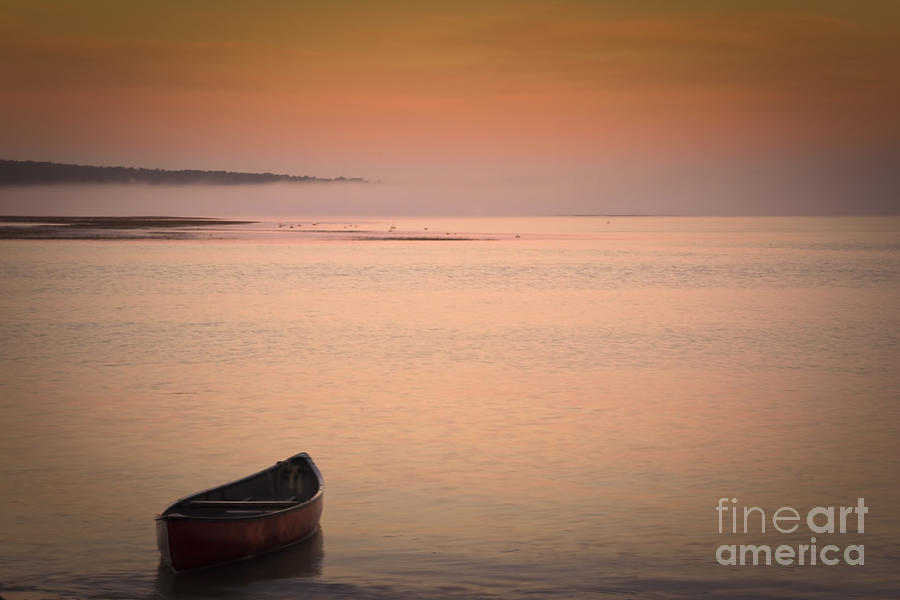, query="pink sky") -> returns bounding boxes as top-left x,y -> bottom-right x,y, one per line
1,1 -> 898,214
